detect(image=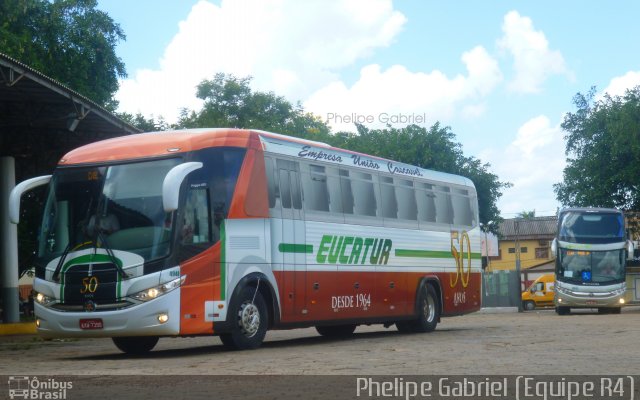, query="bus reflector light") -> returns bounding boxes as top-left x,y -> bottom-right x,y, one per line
158,313 -> 169,323
217,304 -> 224,309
